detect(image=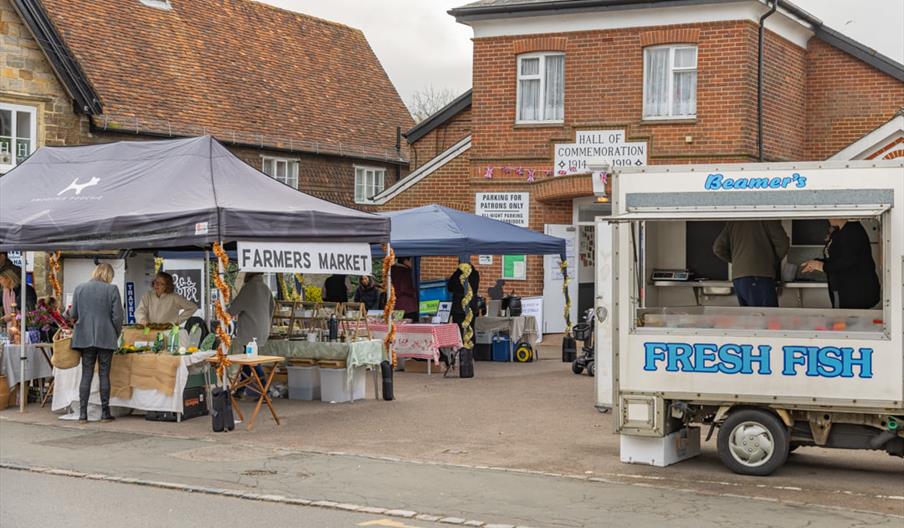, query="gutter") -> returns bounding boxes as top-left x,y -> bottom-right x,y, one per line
757,0 -> 777,162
